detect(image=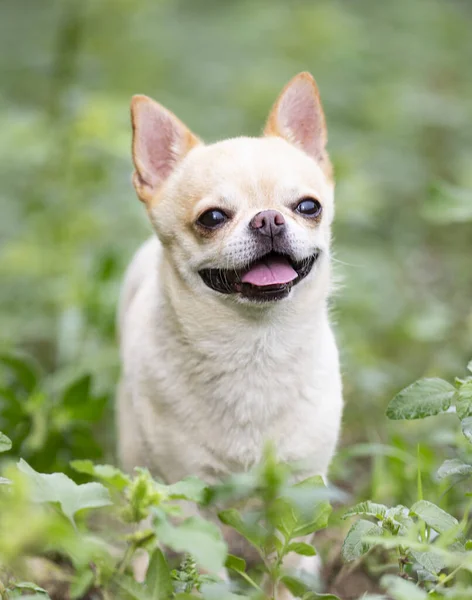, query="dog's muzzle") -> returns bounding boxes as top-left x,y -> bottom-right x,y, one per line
198,249 -> 320,302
